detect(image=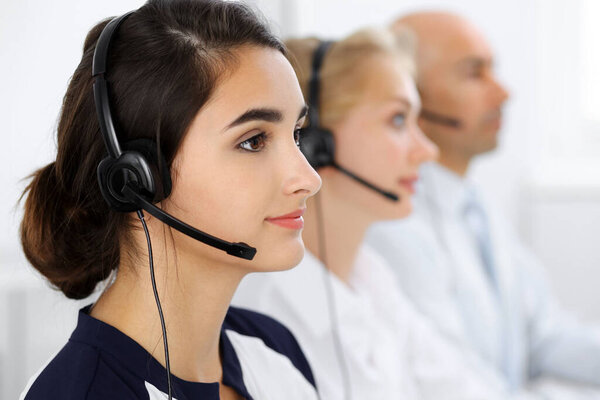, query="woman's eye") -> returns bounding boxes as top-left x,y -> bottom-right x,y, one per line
294,128 -> 302,147
239,133 -> 267,152
392,113 -> 407,128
